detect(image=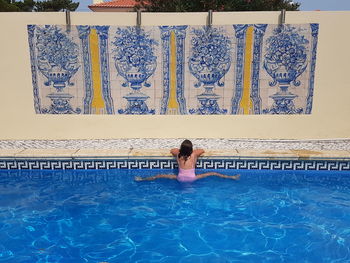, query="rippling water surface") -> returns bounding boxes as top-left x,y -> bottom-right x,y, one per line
0,169 -> 350,263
